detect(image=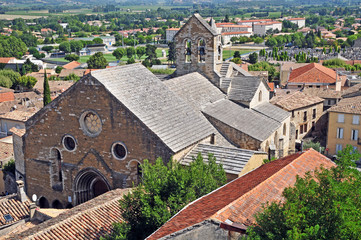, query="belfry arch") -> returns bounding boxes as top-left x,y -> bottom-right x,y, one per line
74,168 -> 110,205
